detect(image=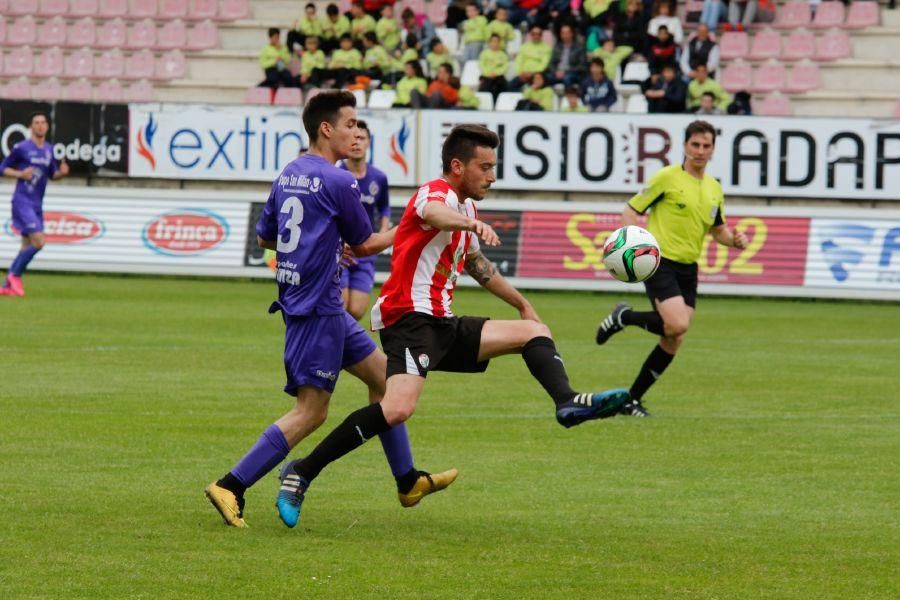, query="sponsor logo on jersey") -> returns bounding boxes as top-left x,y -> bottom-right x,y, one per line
142,209 -> 229,256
